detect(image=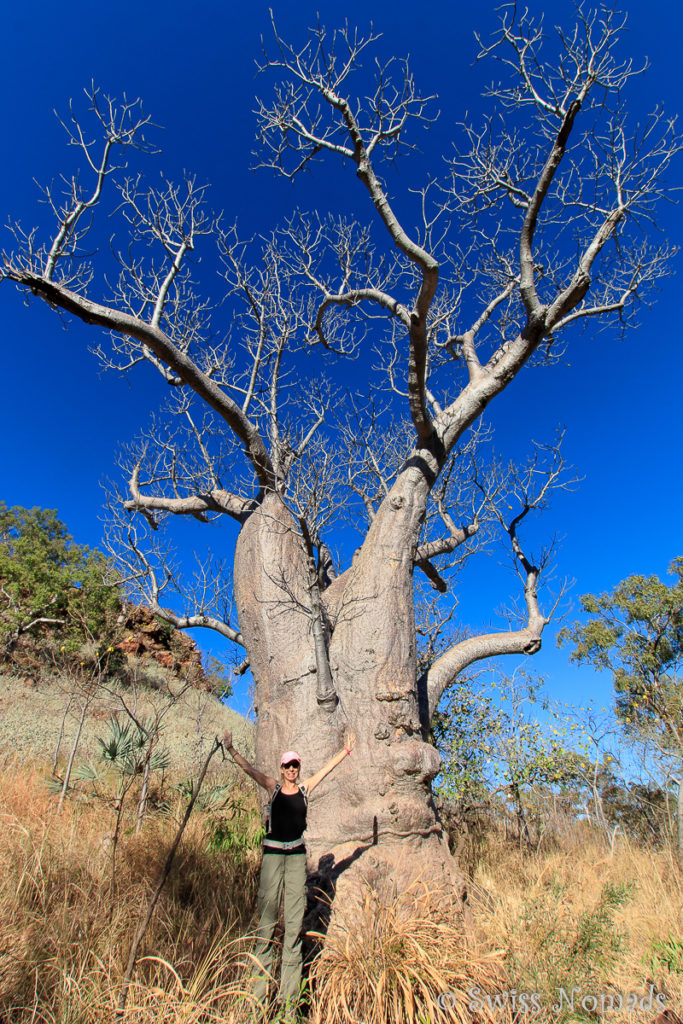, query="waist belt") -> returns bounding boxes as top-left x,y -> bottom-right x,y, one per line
263,838 -> 305,851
